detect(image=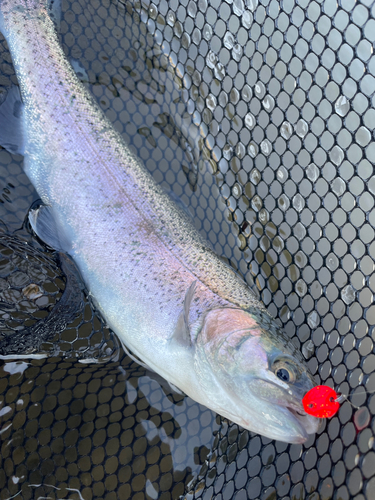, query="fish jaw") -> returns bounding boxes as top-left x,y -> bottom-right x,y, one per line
210,387 -> 317,444
193,307 -> 320,443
